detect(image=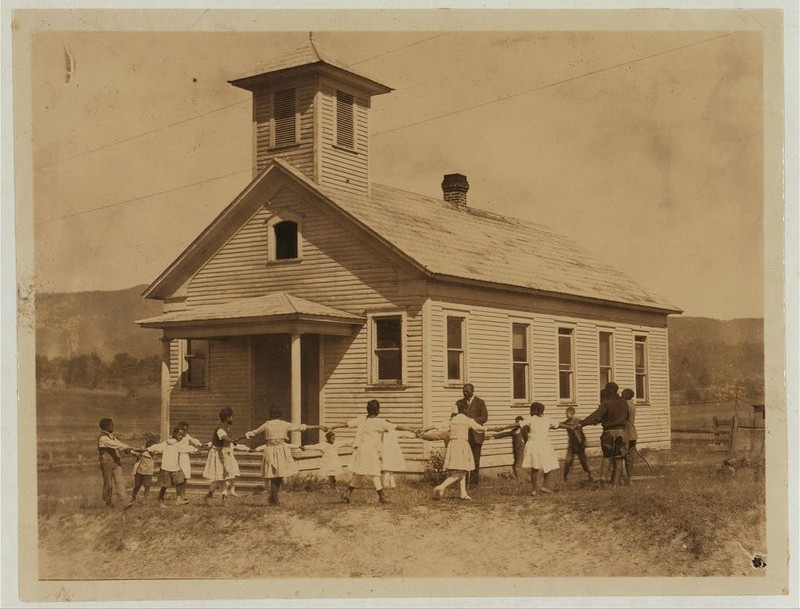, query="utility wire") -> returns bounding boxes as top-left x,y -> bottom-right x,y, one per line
33,35 -> 447,173
34,168 -> 251,226
371,31 -> 734,138
35,32 -> 733,226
